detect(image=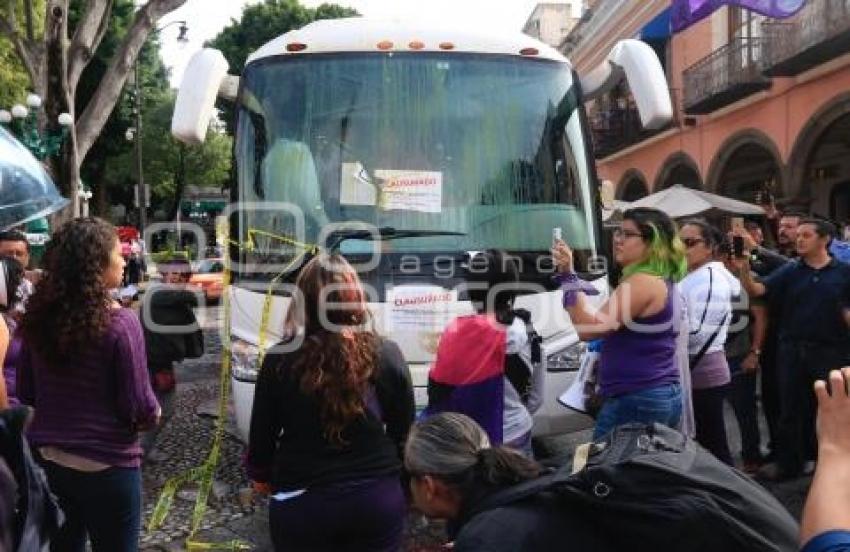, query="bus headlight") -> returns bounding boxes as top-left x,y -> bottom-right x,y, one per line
546,342 -> 584,373
231,338 -> 260,382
